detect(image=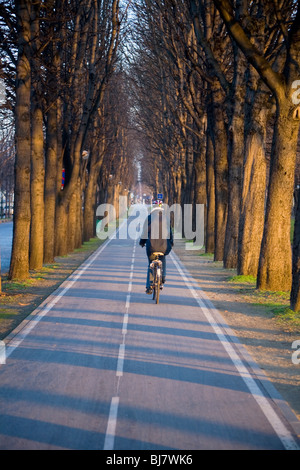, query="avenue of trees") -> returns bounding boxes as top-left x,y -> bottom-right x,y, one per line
128,0 -> 300,312
1,0 -> 300,314
0,0 -> 135,283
